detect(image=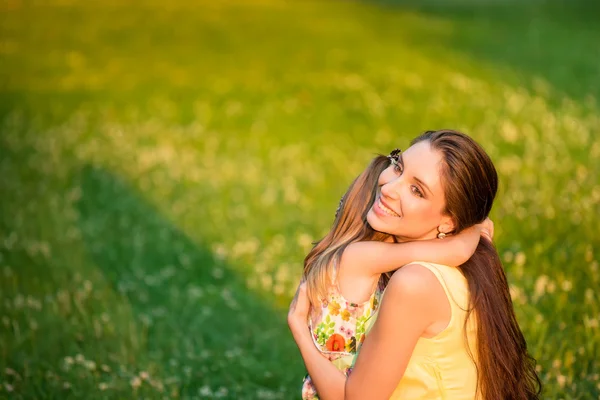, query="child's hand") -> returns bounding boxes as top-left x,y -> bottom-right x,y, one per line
478,217 -> 494,242
446,219 -> 494,266
288,281 -> 311,341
